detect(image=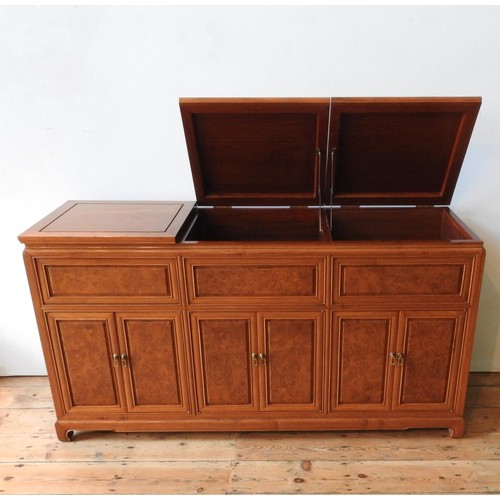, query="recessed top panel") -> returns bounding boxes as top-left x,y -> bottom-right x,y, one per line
329,98 -> 481,206
42,202 -> 184,233
180,98 -> 330,206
